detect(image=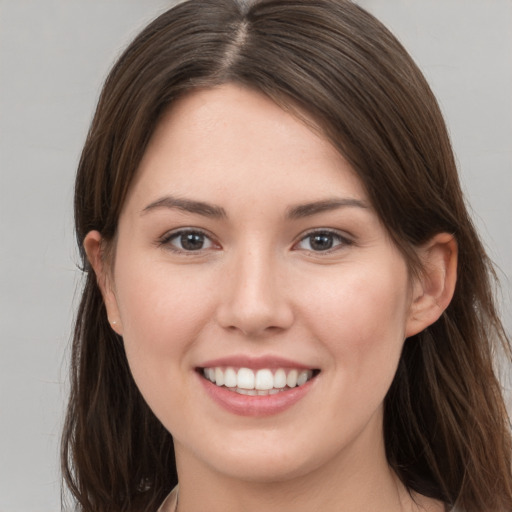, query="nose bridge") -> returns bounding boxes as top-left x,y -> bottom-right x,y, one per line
217,239 -> 293,336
